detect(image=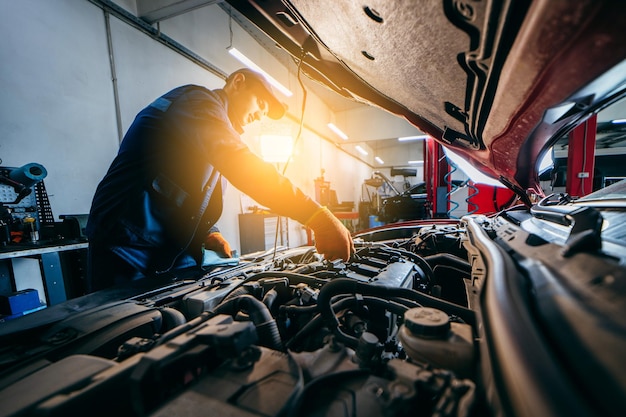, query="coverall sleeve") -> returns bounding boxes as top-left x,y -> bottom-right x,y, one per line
169,88 -> 321,225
